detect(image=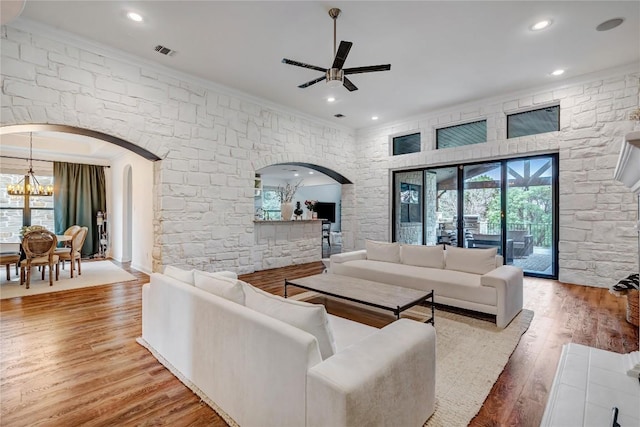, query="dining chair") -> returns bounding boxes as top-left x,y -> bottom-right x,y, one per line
55,225 -> 81,270
57,226 -> 88,277
20,230 -> 59,289
0,252 -> 20,281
